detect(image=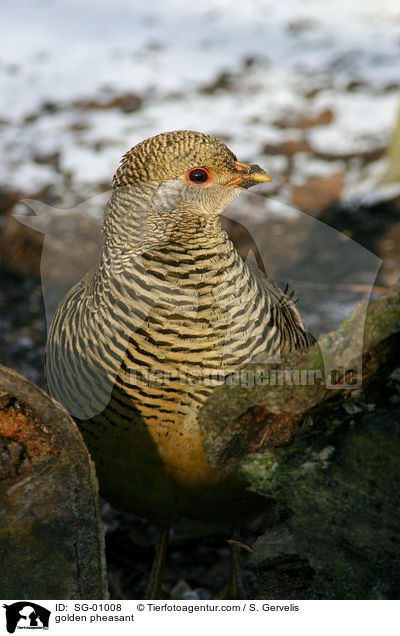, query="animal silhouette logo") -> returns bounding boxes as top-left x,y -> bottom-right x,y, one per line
3,602 -> 50,633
